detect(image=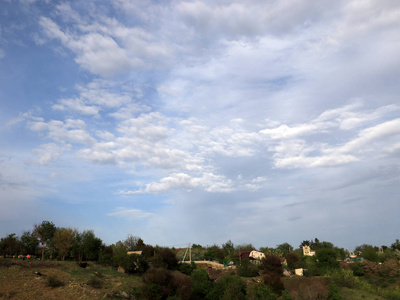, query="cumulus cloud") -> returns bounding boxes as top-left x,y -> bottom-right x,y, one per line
120,172 -> 233,194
